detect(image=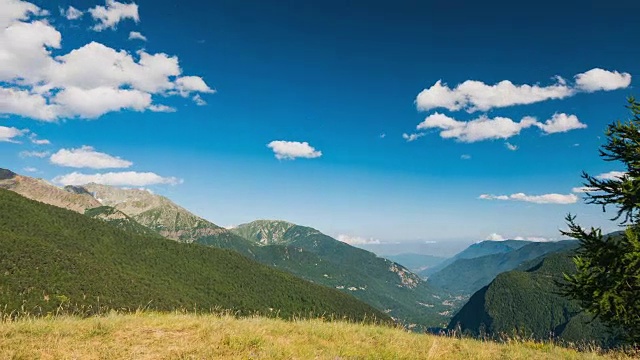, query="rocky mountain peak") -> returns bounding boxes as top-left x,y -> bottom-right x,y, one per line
0,168 -> 17,180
